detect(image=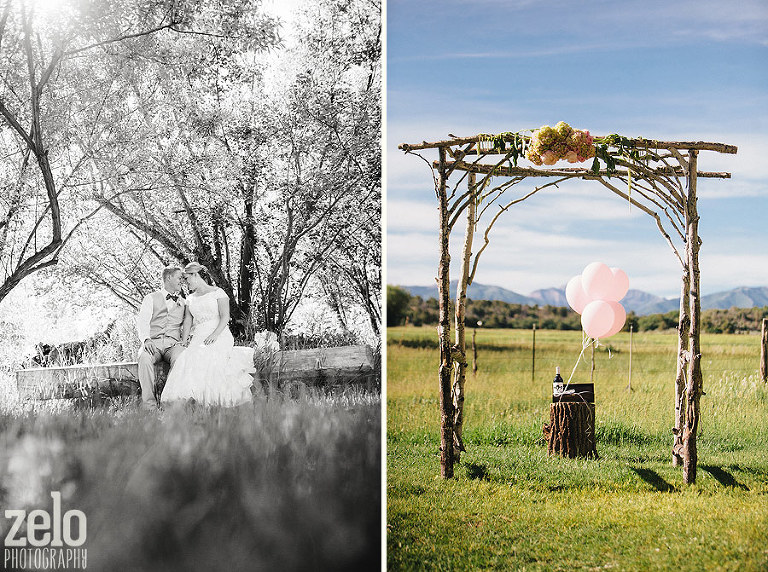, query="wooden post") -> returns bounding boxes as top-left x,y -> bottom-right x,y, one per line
531,323 -> 536,383
590,339 -> 595,383
452,172 -> 476,460
761,319 -> 768,382
437,146 -> 455,479
683,150 -> 702,485
627,324 -> 633,392
472,327 -> 478,374
673,266 -> 691,466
